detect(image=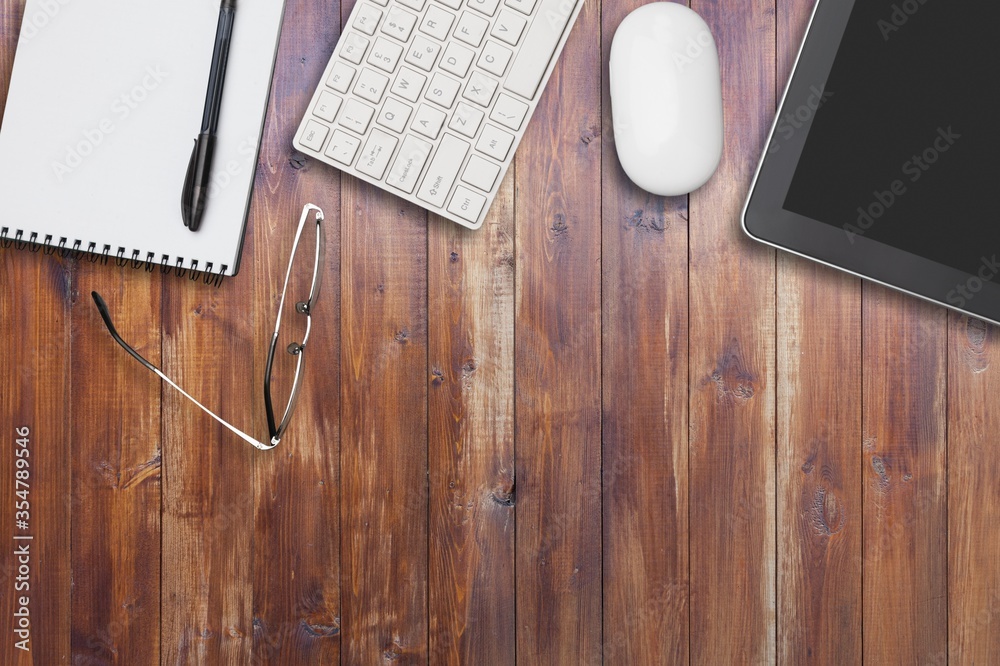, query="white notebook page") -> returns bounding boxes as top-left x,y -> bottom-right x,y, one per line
0,0 -> 286,276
